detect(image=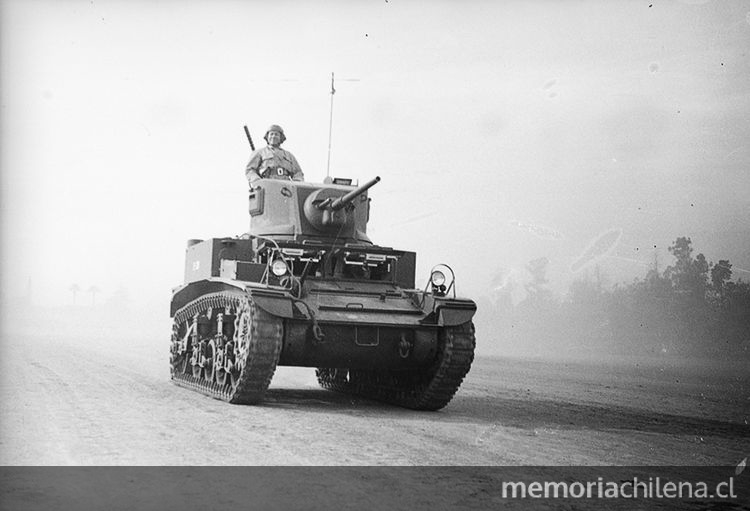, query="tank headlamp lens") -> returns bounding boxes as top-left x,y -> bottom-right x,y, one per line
271,259 -> 288,277
430,270 -> 446,287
